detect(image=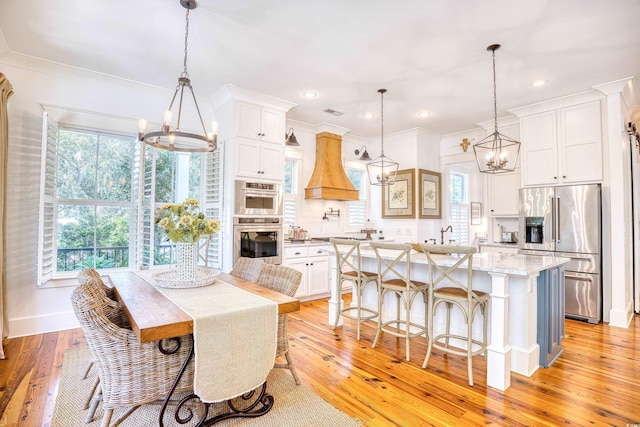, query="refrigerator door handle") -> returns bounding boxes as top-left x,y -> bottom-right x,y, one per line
550,195 -> 556,241
556,197 -> 561,243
